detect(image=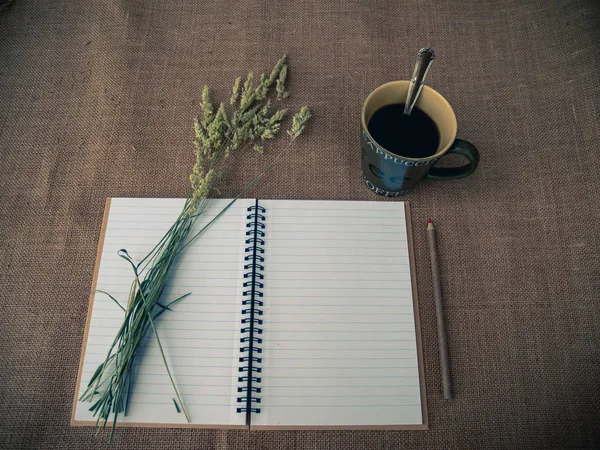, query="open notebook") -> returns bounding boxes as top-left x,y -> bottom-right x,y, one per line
72,198 -> 427,430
